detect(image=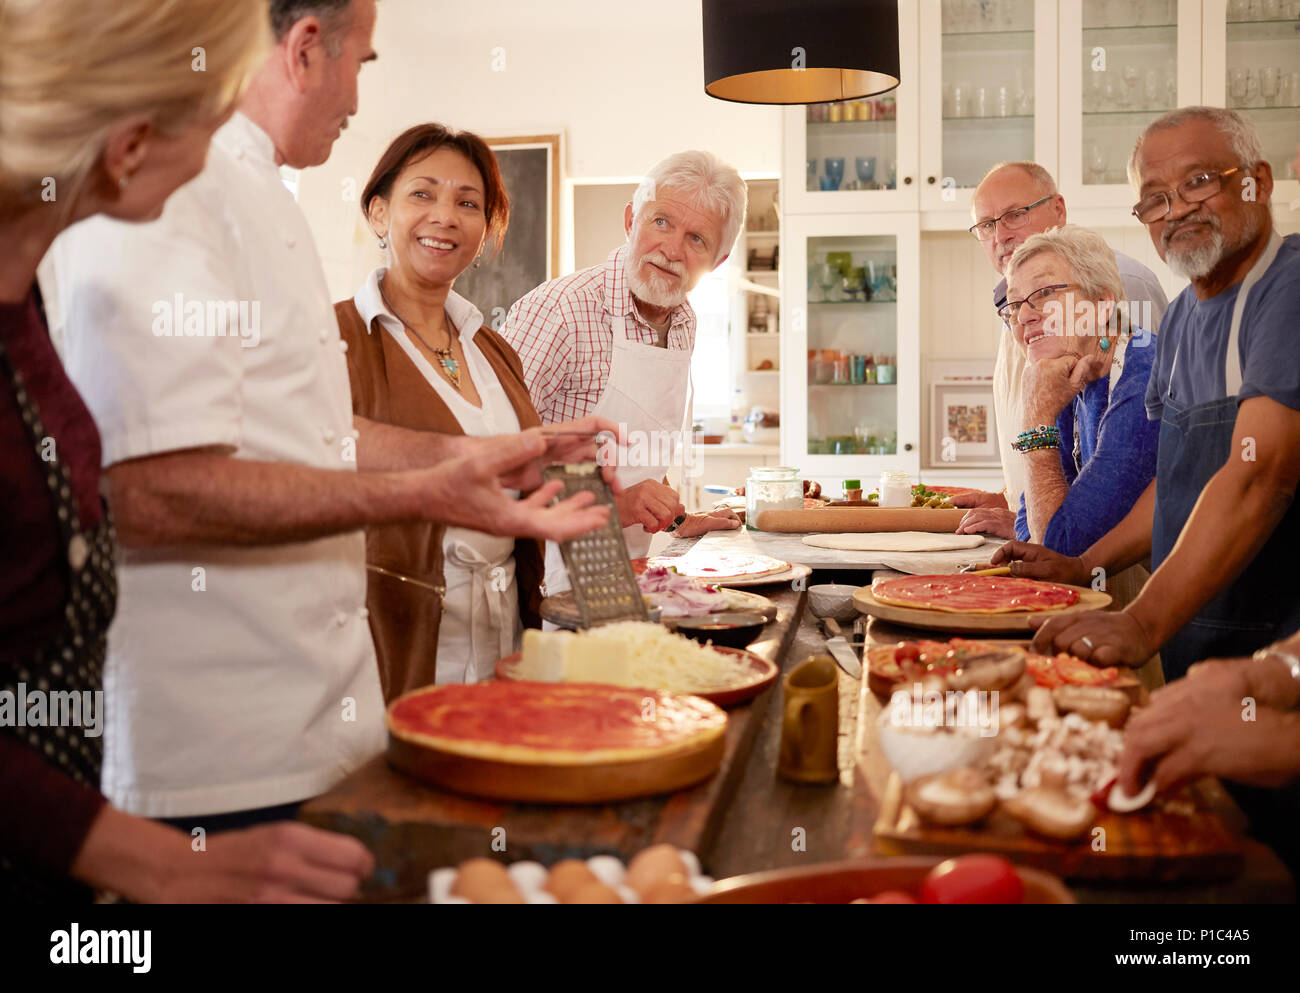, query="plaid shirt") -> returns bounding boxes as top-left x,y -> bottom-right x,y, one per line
500,246 -> 696,424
